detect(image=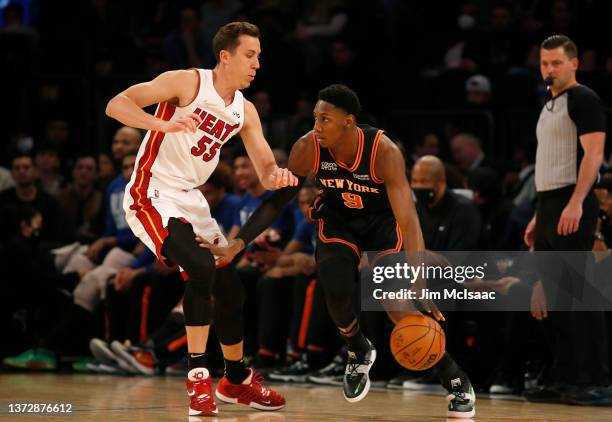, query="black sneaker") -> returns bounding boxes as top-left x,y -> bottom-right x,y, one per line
523,384 -> 565,403
562,386 -> 612,406
268,356 -> 311,382
446,377 -> 476,419
307,354 -> 345,386
343,342 -> 377,403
